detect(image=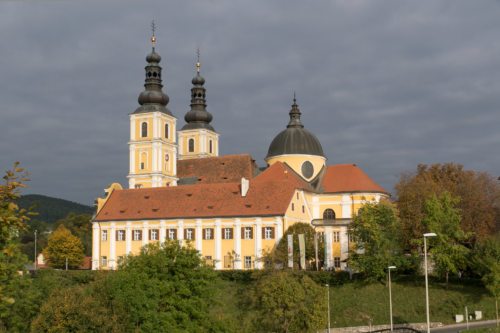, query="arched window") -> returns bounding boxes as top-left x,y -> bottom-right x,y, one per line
165,123 -> 169,139
323,209 -> 335,220
141,122 -> 148,138
188,138 -> 195,152
209,140 -> 213,153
